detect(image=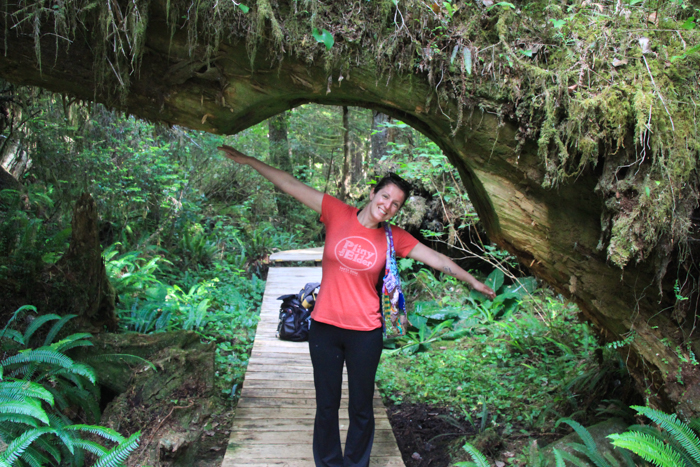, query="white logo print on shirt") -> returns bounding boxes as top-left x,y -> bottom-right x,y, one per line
335,237 -> 378,270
